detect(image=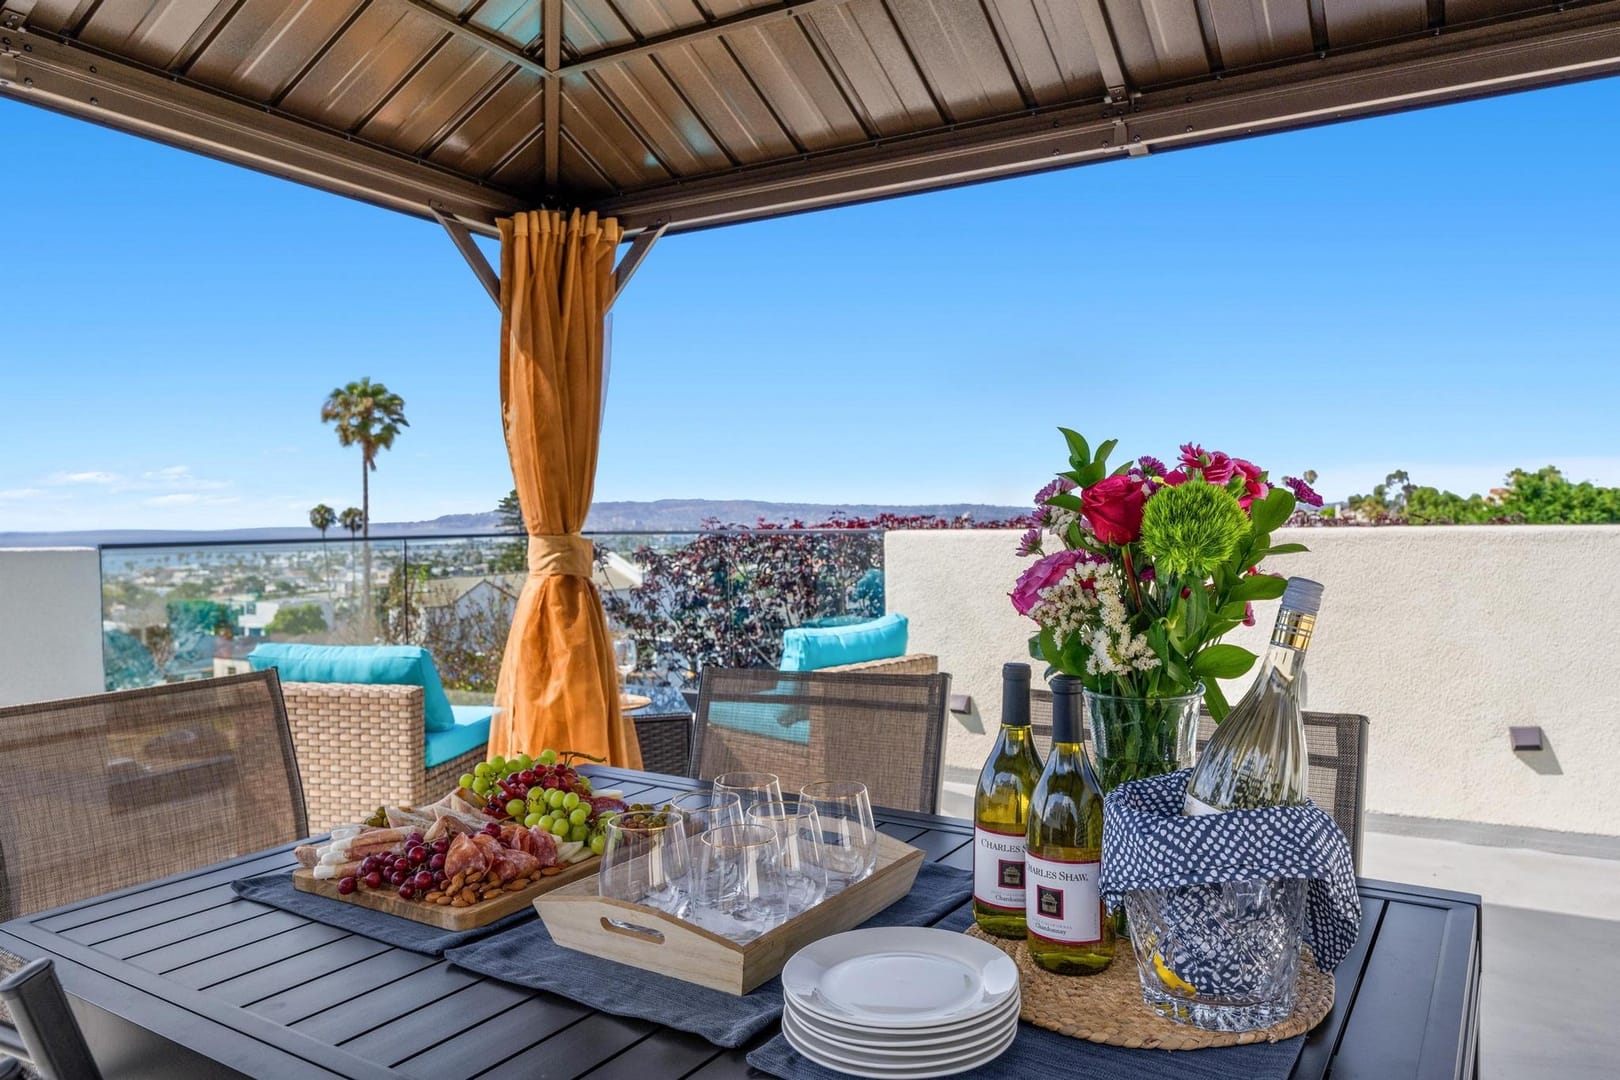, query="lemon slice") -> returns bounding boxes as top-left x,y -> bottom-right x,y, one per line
1152,951 -> 1198,995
